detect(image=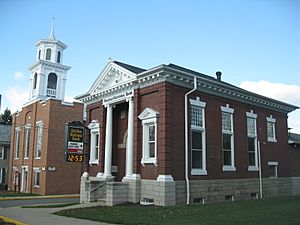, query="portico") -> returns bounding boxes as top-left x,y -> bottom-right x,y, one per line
101,90 -> 135,181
